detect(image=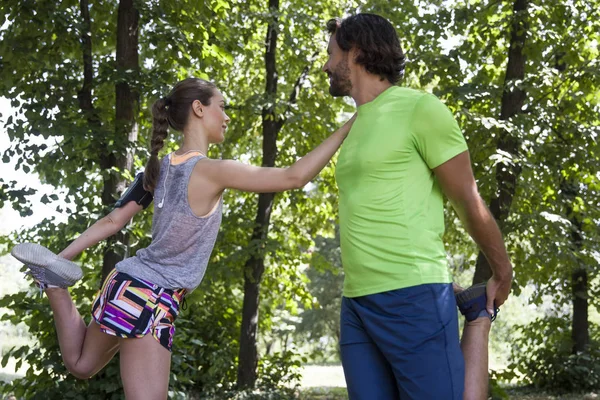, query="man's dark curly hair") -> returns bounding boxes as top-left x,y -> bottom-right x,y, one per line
327,14 -> 406,84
